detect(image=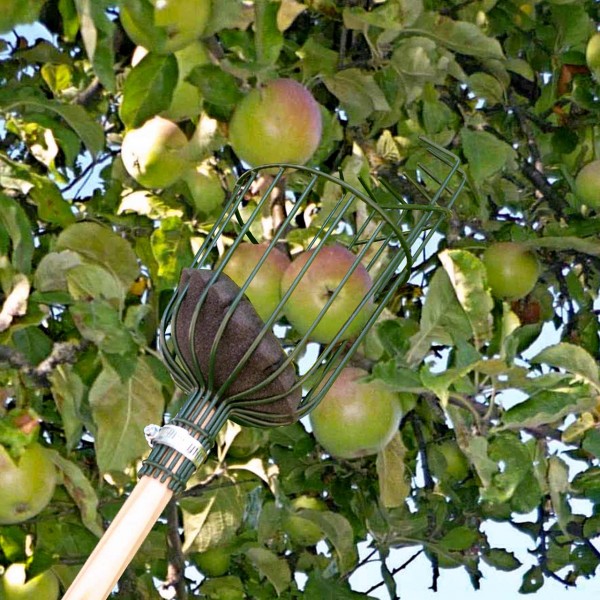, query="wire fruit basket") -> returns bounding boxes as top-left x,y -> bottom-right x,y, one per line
64,138 -> 466,600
